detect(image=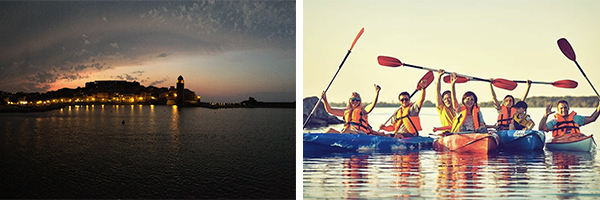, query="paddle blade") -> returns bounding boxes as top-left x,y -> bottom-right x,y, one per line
492,78 -> 518,91
417,71 -> 435,90
553,79 -> 578,89
442,75 -> 469,84
349,28 -> 364,51
377,55 -> 403,67
558,38 -> 576,61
